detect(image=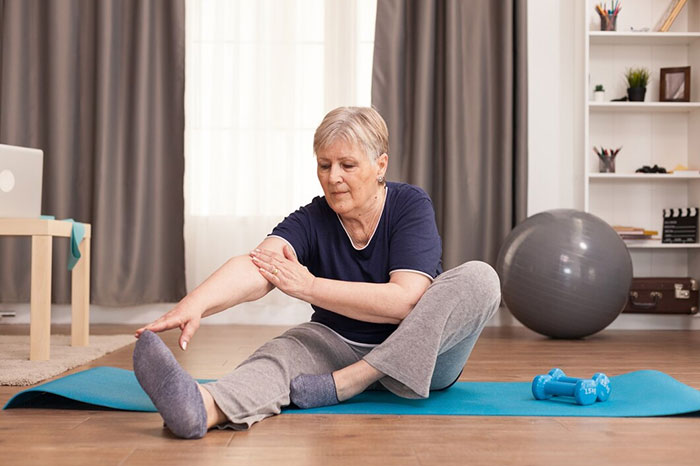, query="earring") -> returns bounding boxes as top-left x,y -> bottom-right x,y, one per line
377,175 -> 385,184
